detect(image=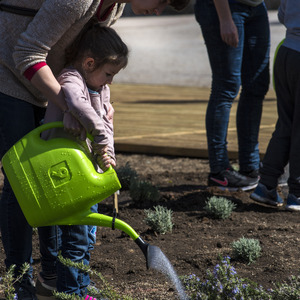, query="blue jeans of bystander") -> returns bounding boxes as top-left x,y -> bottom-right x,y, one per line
194,0 -> 270,173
